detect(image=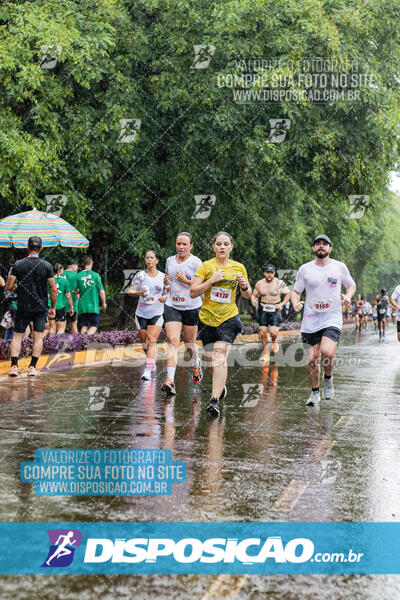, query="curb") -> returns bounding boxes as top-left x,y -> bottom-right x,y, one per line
0,323 -> 357,377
